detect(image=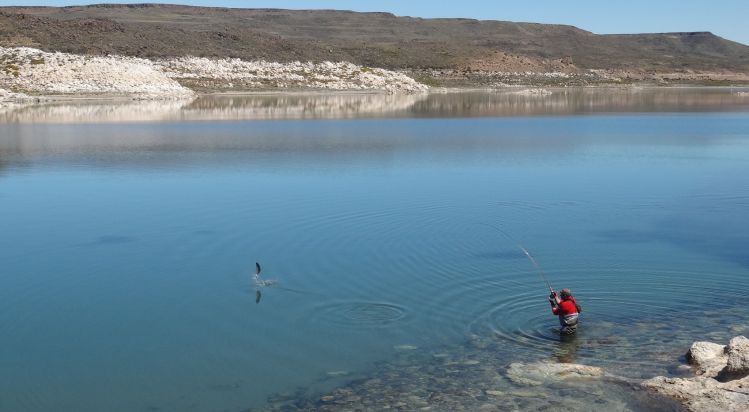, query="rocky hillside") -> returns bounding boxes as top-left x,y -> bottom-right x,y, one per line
1,3 -> 748,79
